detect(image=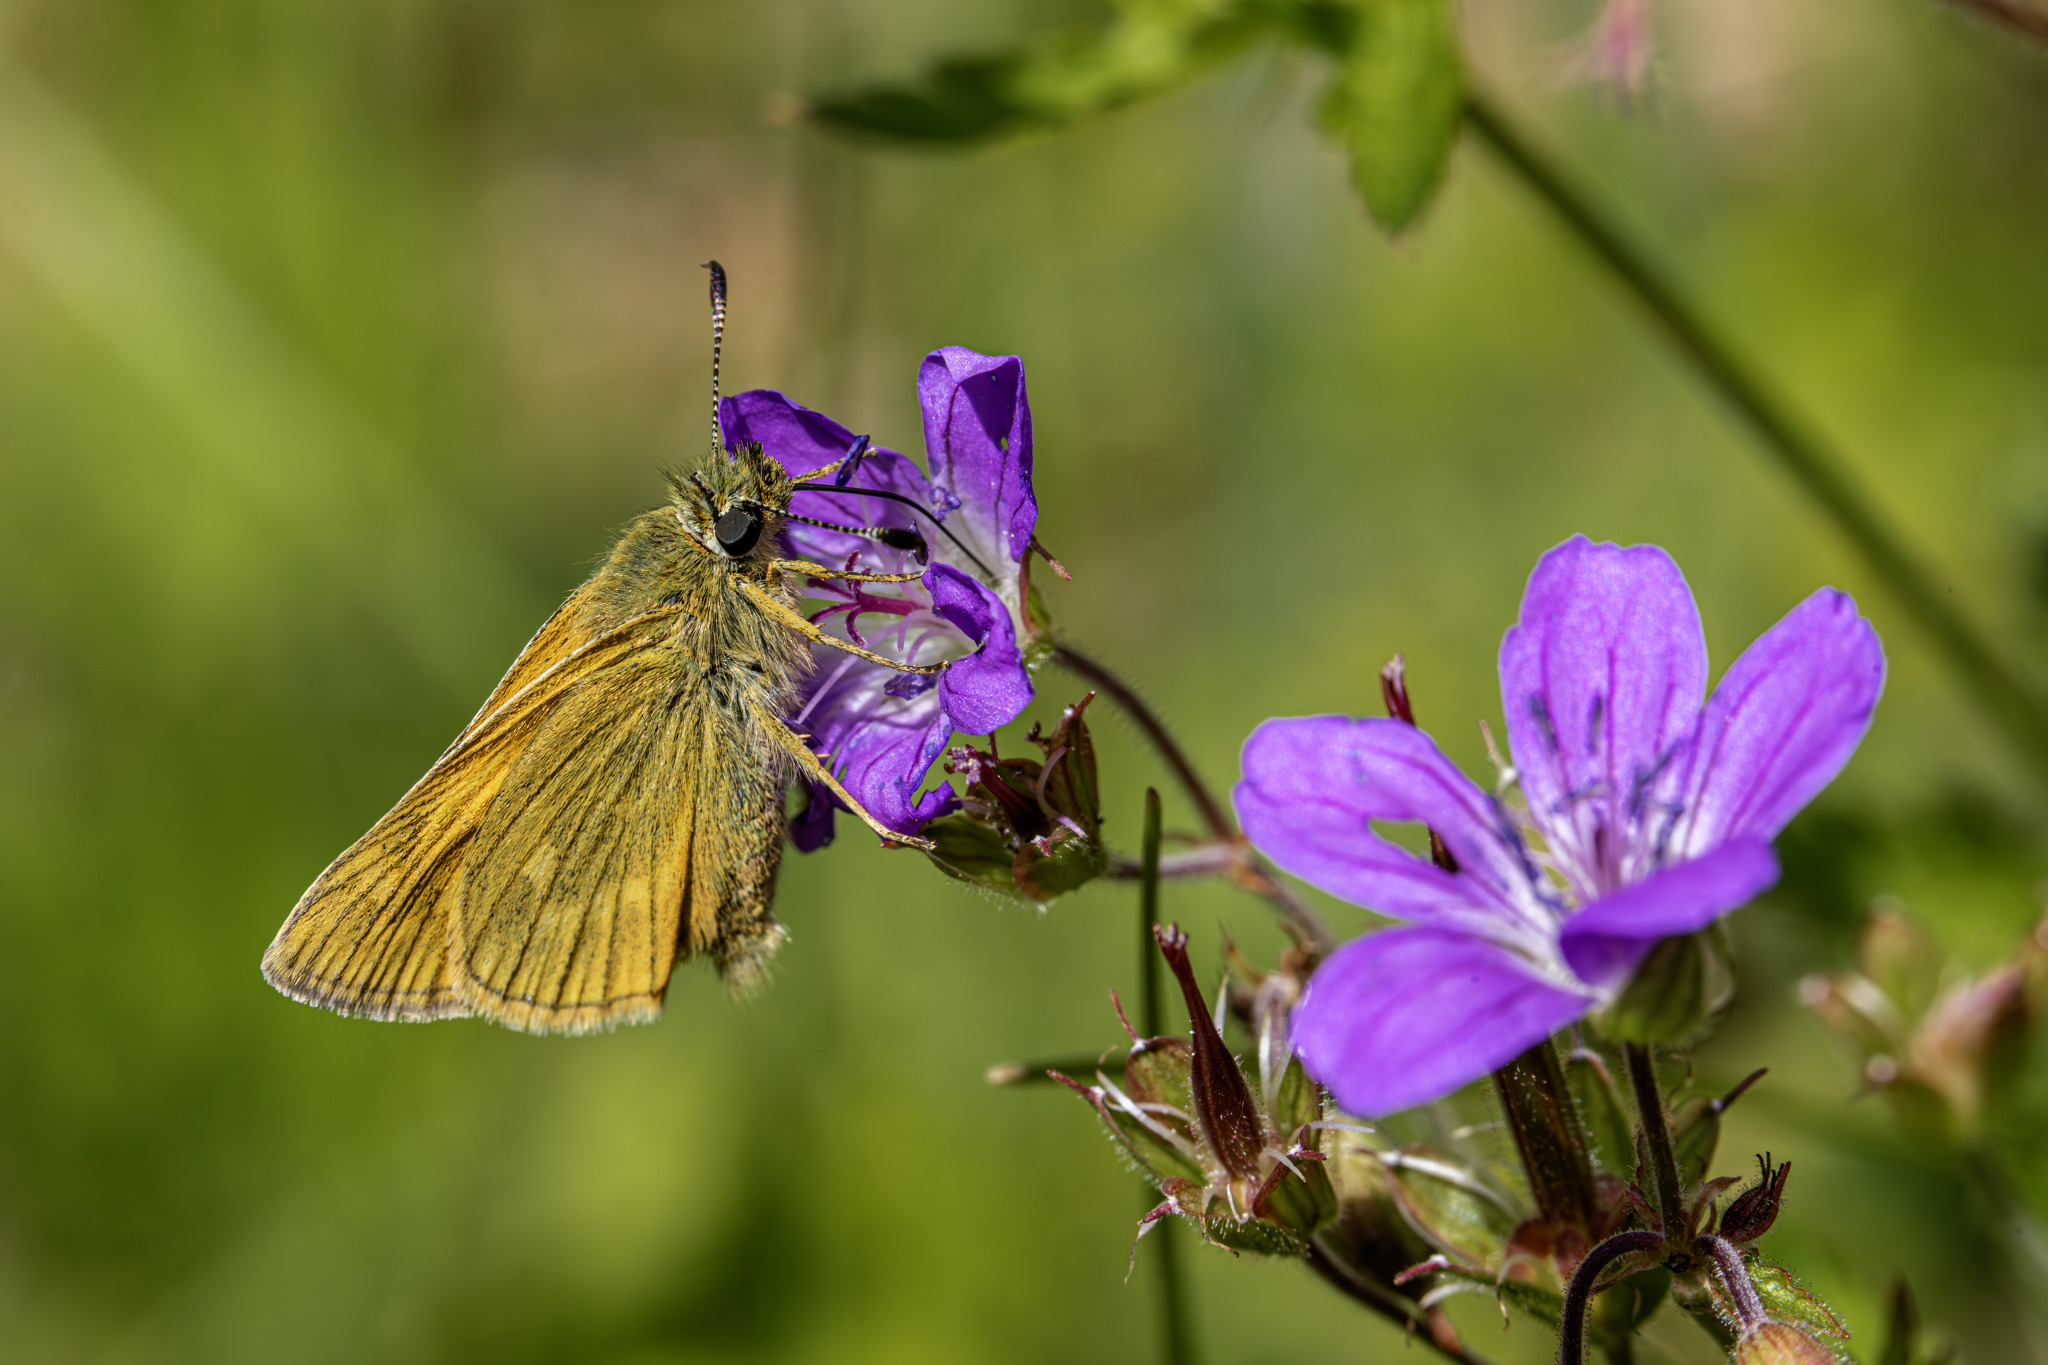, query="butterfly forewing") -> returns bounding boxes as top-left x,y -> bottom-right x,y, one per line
261,596 -> 687,1020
